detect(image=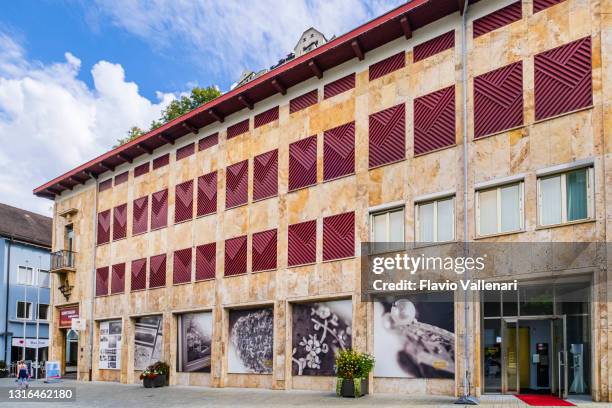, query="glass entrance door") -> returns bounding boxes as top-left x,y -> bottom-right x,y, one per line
552,315 -> 568,399
502,319 -> 518,394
